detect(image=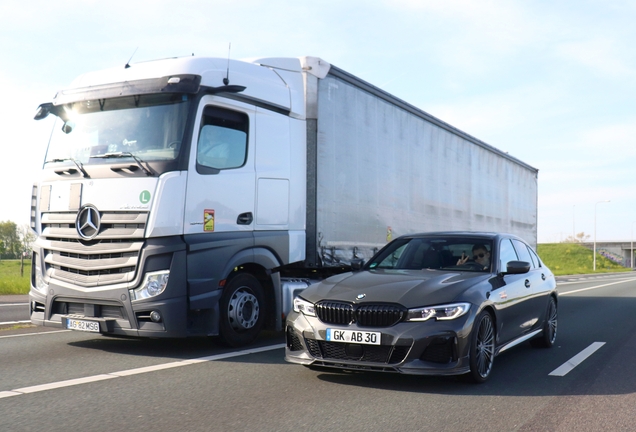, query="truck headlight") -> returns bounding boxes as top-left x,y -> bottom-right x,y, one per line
406,302 -> 470,322
293,297 -> 316,316
130,271 -> 170,301
32,253 -> 48,293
